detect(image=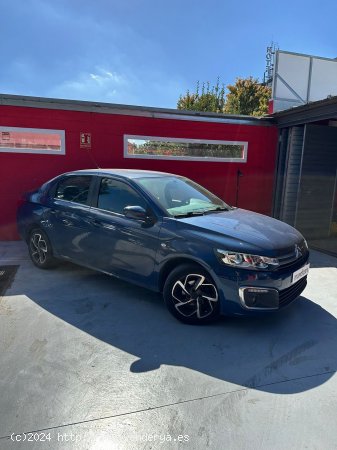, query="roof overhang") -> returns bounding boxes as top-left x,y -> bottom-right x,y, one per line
272,95 -> 337,127
0,93 -> 274,127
